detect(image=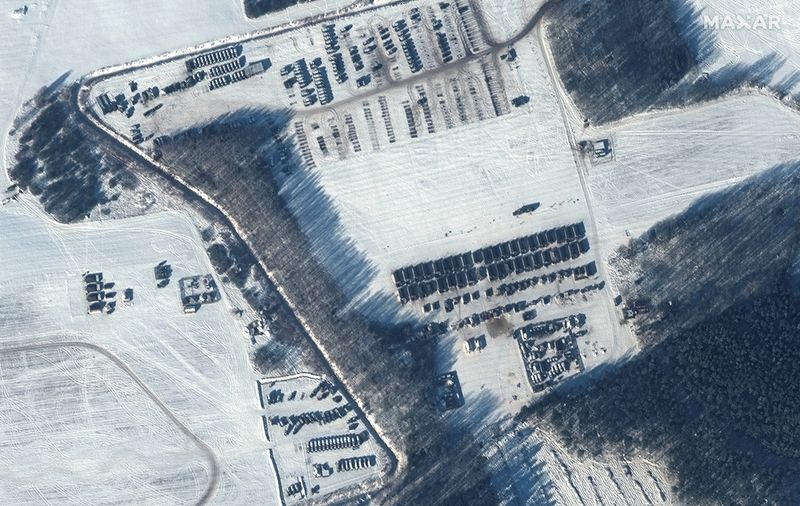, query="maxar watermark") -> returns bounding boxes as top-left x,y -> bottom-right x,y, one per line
703,14 -> 782,31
